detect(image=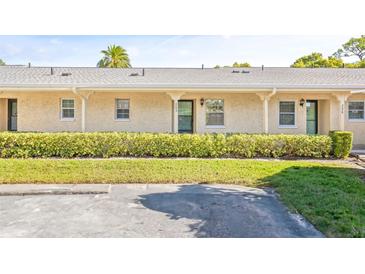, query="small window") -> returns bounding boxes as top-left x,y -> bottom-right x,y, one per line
116,99 -> 130,120
206,99 -> 224,126
279,101 -> 295,126
61,99 -> 75,120
348,101 -> 365,120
